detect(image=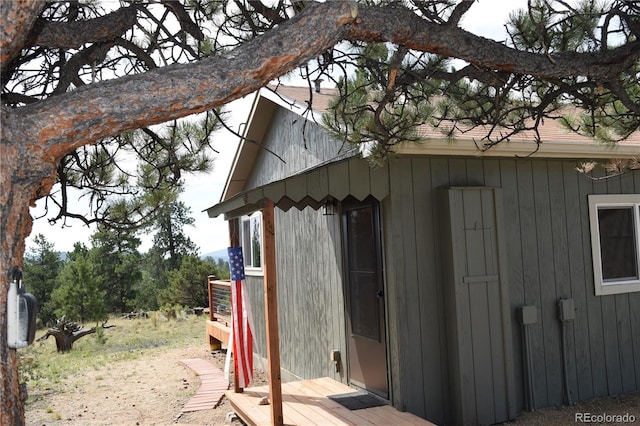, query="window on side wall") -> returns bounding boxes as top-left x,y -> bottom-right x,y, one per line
241,212 -> 263,274
589,194 -> 640,295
